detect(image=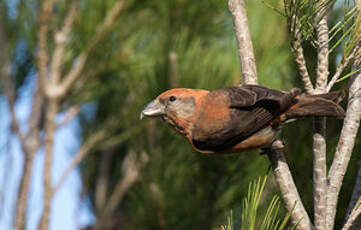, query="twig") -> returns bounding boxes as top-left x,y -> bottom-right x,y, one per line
94,152 -> 148,230
326,45 -> 361,230
57,105 -> 80,128
327,50 -> 356,92
267,140 -> 313,230
53,129 -> 108,193
342,203 -> 361,230
345,159 -> 361,229
228,0 -> 258,85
